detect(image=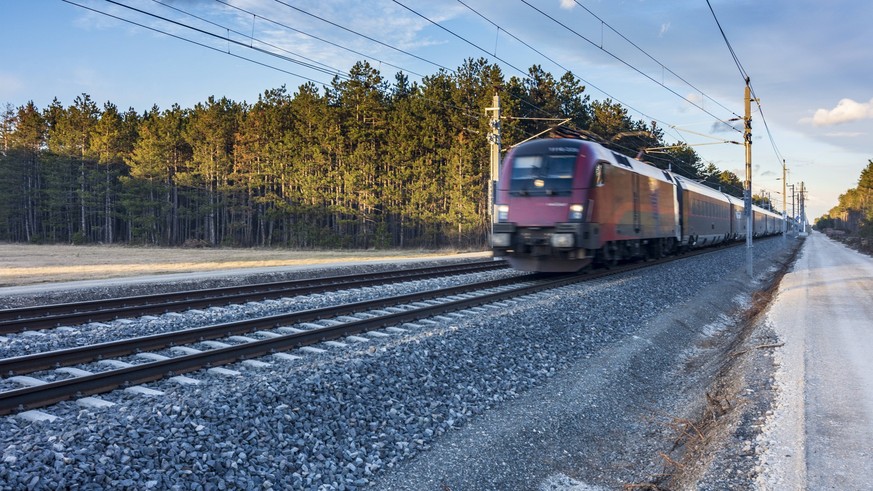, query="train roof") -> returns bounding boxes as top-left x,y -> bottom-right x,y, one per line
592,144 -> 677,184
510,138 -> 676,185
671,174 -> 731,202
723,193 -> 744,207
752,204 -> 784,219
